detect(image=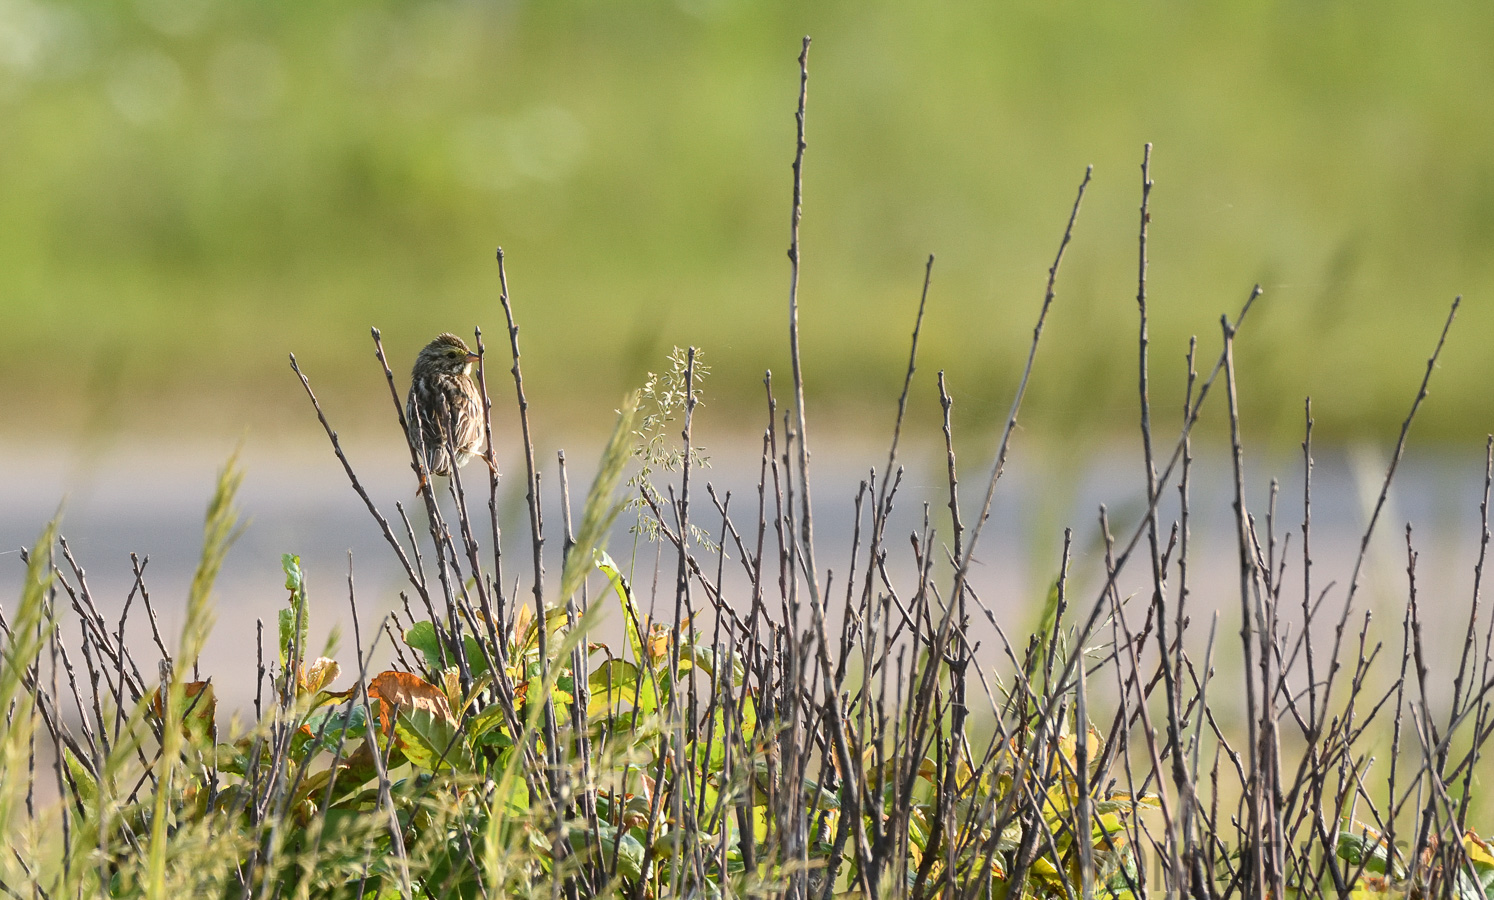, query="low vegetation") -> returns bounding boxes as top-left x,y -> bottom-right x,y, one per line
4,45 -> 1494,900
